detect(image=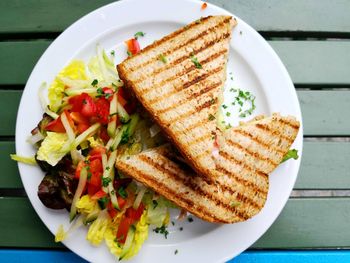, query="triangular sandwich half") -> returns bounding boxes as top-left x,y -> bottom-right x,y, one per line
118,15 -> 236,179
116,114 -> 299,223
